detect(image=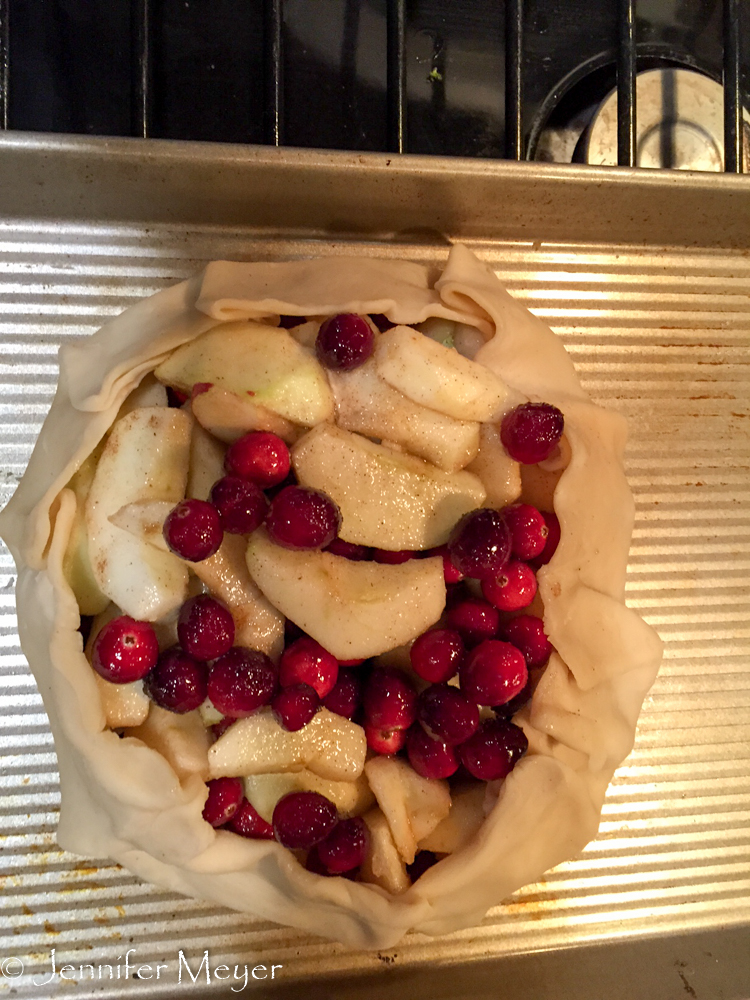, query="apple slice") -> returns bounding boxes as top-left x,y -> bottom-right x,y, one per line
109,500 -> 172,551
465,423 -> 522,508
85,407 -> 191,621
187,420 -> 227,500
246,529 -> 445,659
364,756 -> 451,864
375,325 -> 513,422
94,674 -> 150,729
191,385 -> 300,444
243,770 -> 374,823
126,706 -> 211,782
154,320 -> 334,426
418,783 -> 486,853
207,707 -> 367,782
329,359 -> 479,472
62,445 -> 109,615
360,808 -> 410,895
292,424 -> 486,550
